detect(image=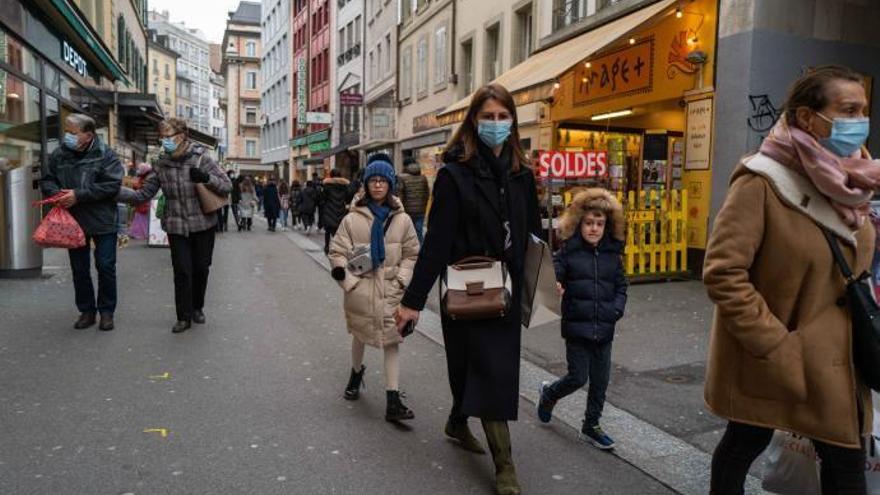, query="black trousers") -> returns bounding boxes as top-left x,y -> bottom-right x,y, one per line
711,421 -> 866,494
323,226 -> 337,254
216,205 -> 230,232
168,228 -> 216,322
